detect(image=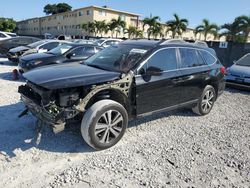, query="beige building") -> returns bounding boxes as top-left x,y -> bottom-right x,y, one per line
17,6 -> 140,38
17,5 -> 225,41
